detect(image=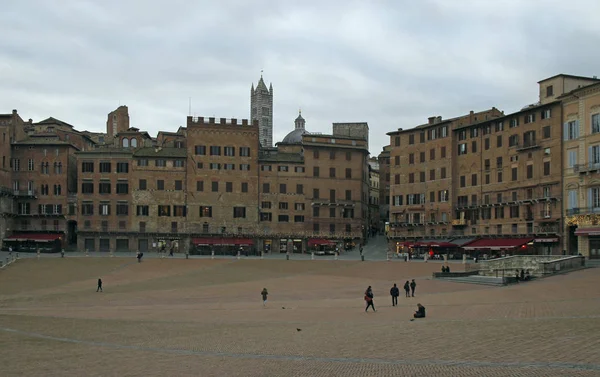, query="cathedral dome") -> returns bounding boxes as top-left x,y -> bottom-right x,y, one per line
281,128 -> 308,144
